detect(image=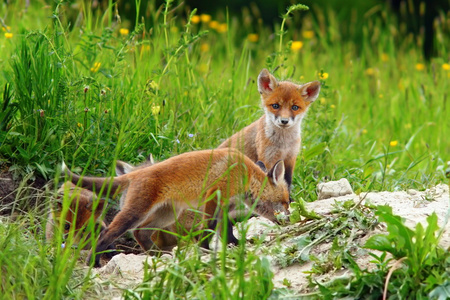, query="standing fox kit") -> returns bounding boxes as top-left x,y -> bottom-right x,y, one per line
63,148 -> 290,267
219,69 -> 321,188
